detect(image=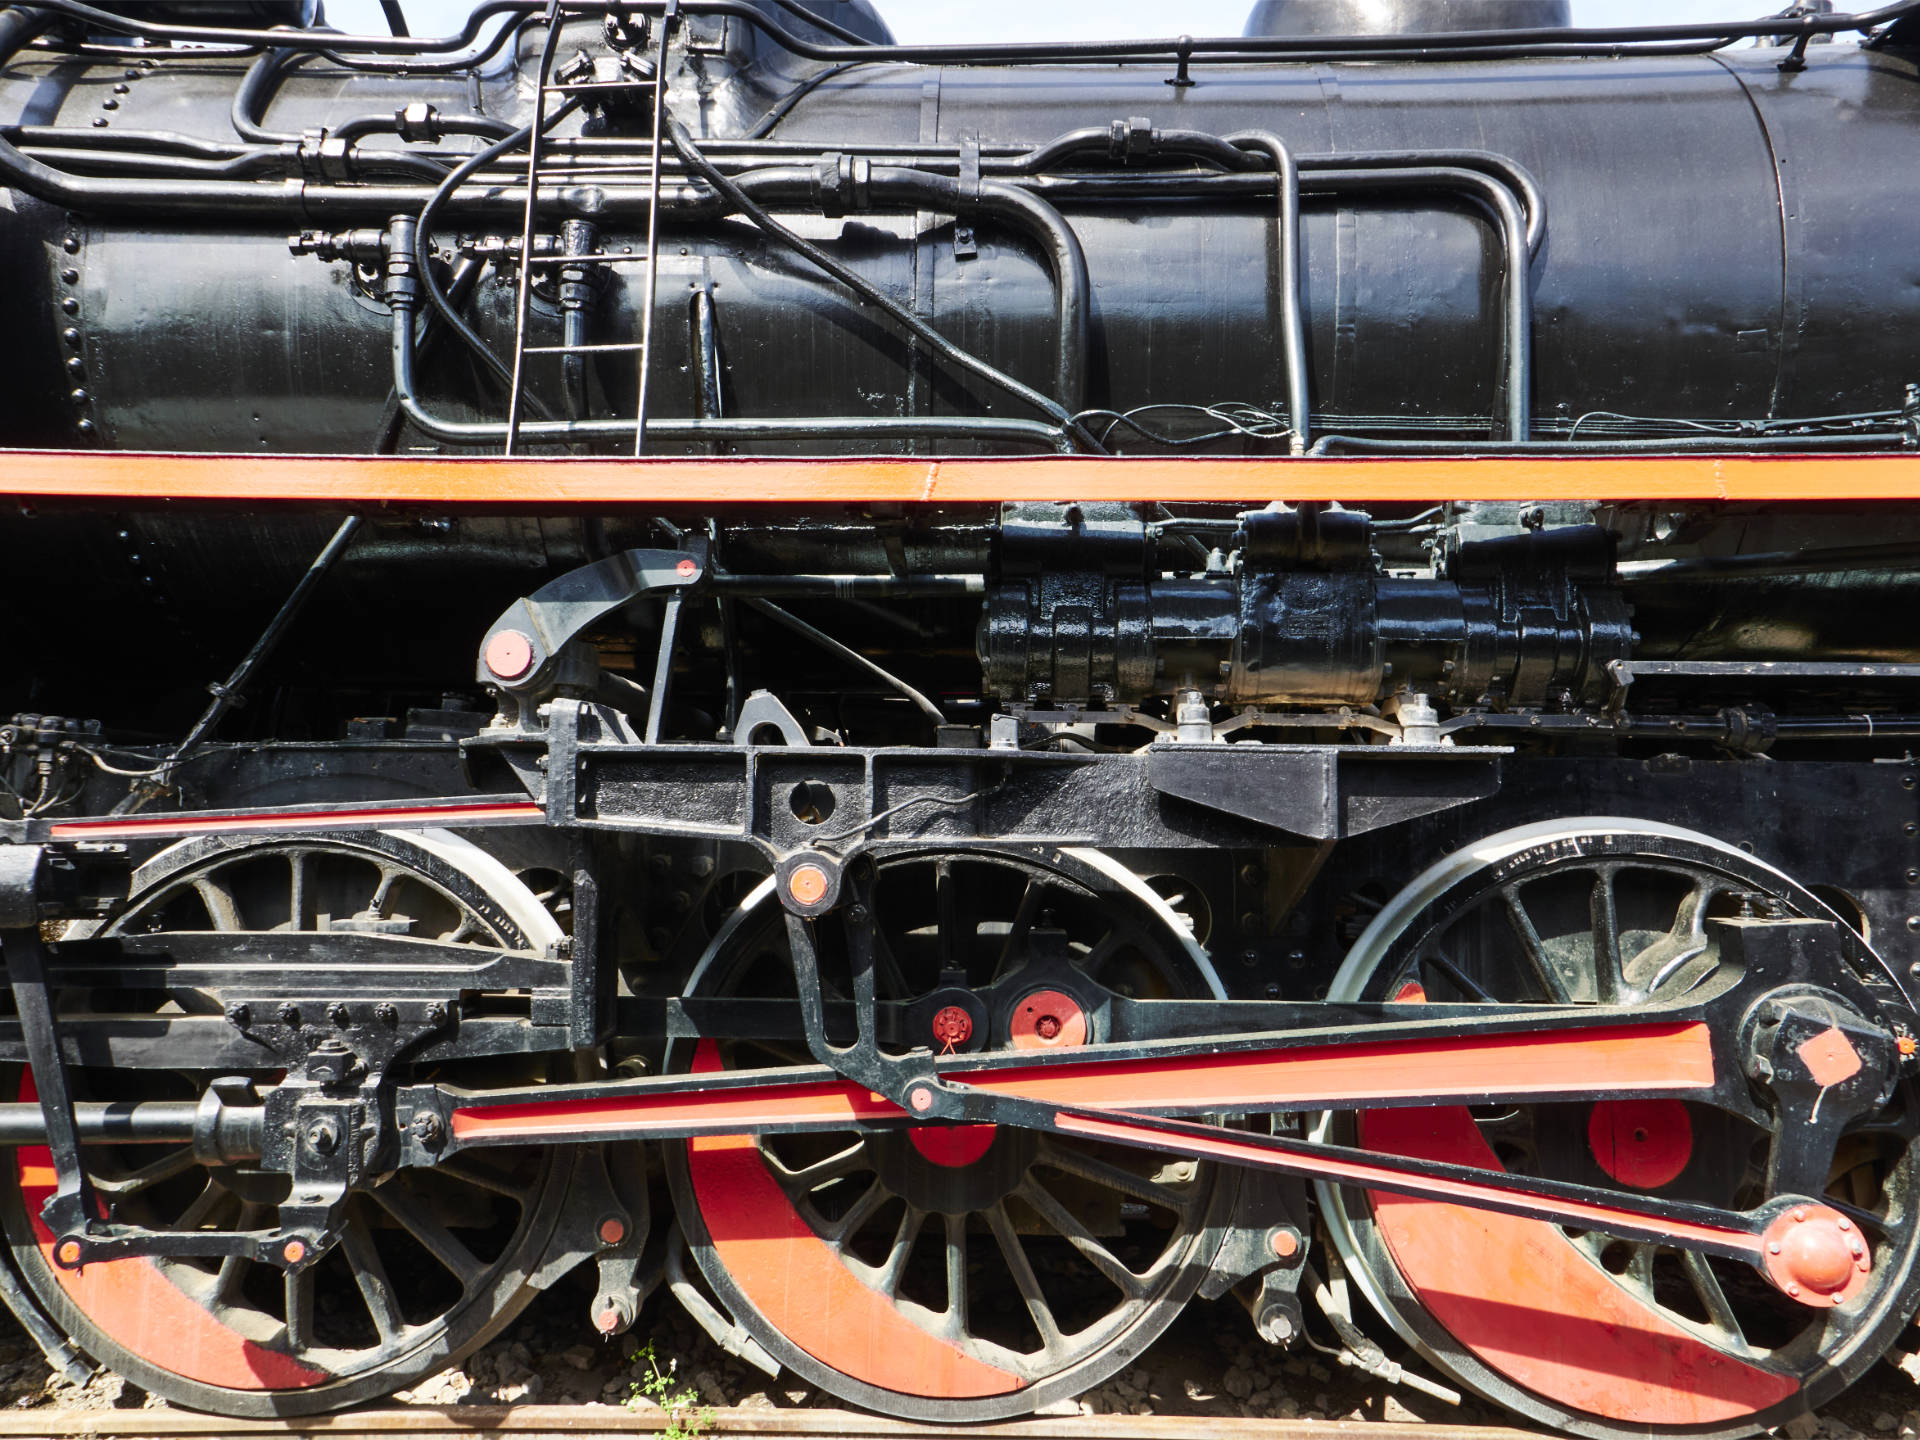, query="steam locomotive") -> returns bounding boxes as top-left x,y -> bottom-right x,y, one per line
2,0 -> 1920,1432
